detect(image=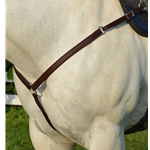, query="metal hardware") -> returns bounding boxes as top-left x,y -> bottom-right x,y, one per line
98,26 -> 106,34
126,10 -> 134,20
139,1 -> 147,12
139,0 -> 144,7
30,88 -> 37,95
29,84 -> 37,95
